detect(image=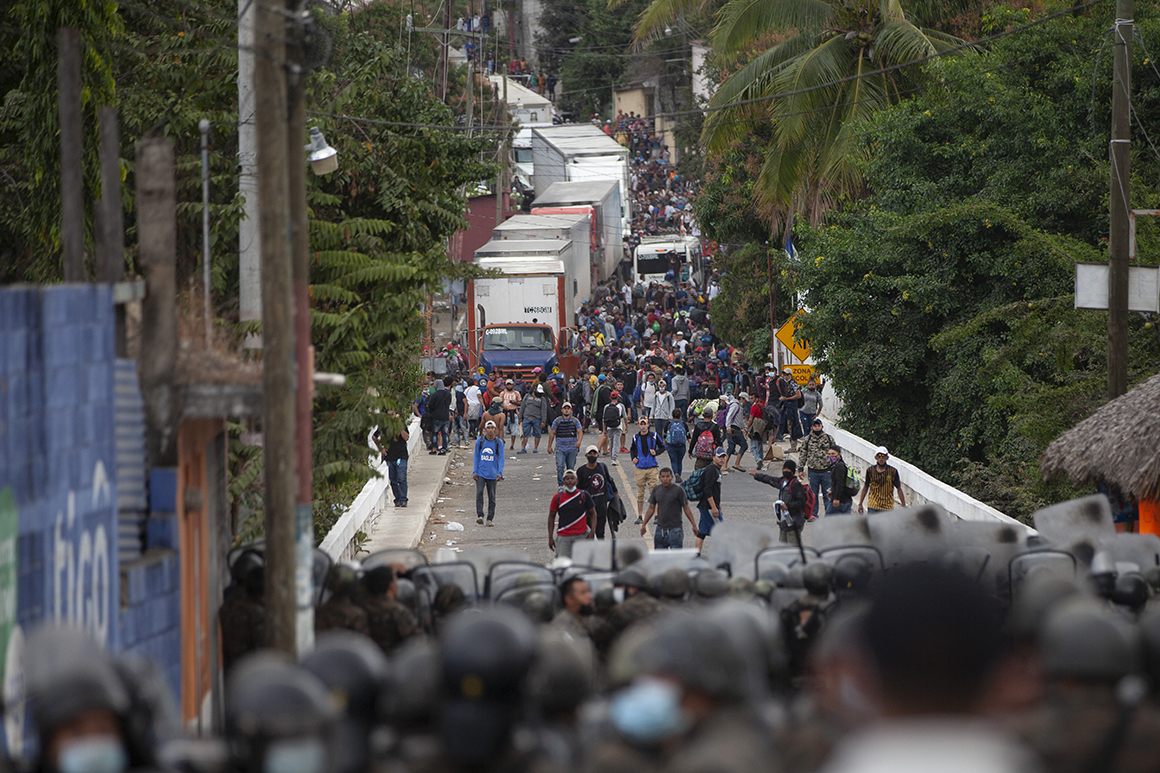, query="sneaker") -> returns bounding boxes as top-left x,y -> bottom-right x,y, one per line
805,515 -> 818,522
397,502 -> 407,508
620,447 -> 629,453
438,450 -> 447,455
428,449 -> 438,455
485,520 -> 495,527
612,459 -> 619,466
721,469 -> 729,475
477,517 -> 485,525
634,516 -> 643,525
675,475 -> 682,483
517,449 -> 527,454
532,448 -> 539,453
